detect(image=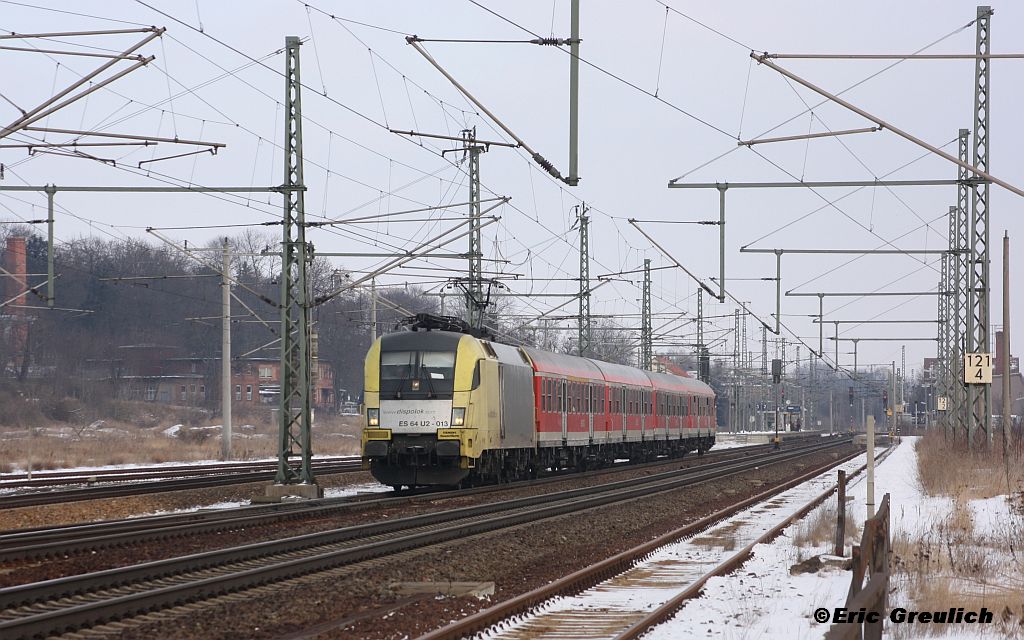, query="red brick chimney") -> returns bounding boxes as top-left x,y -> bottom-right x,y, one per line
4,236 -> 29,368
4,236 -> 27,307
